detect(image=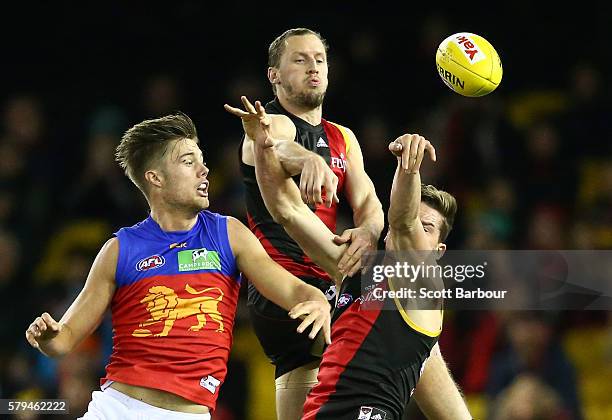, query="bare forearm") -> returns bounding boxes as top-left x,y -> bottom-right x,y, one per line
37,325 -> 74,358
252,260 -> 326,311
388,163 -> 421,230
254,143 -> 344,281
414,347 -> 472,420
352,190 -> 384,241
291,281 -> 329,307
253,142 -> 303,223
273,140 -> 319,176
